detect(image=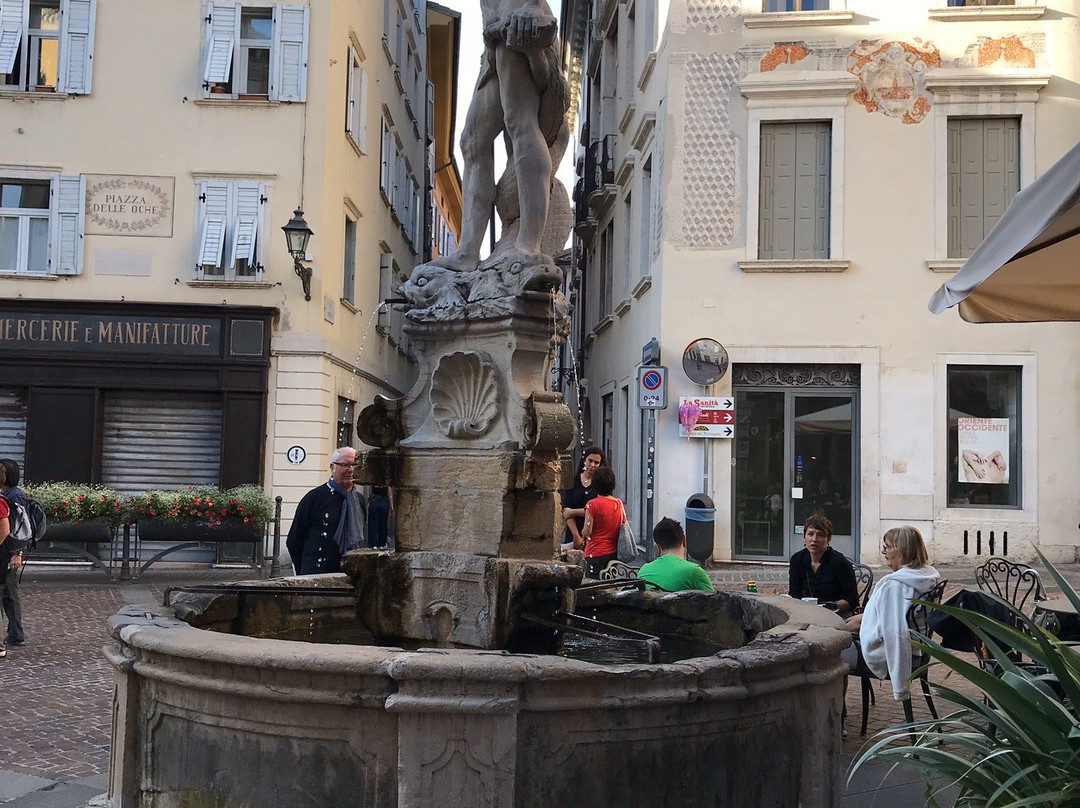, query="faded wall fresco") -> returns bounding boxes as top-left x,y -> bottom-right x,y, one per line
760,44 -> 809,72
848,40 -> 941,125
682,53 -> 740,249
